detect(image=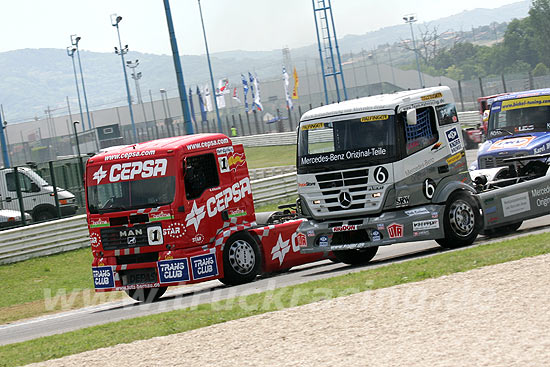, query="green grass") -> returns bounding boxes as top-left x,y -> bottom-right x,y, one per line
2,232 -> 550,367
244,145 -> 296,169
